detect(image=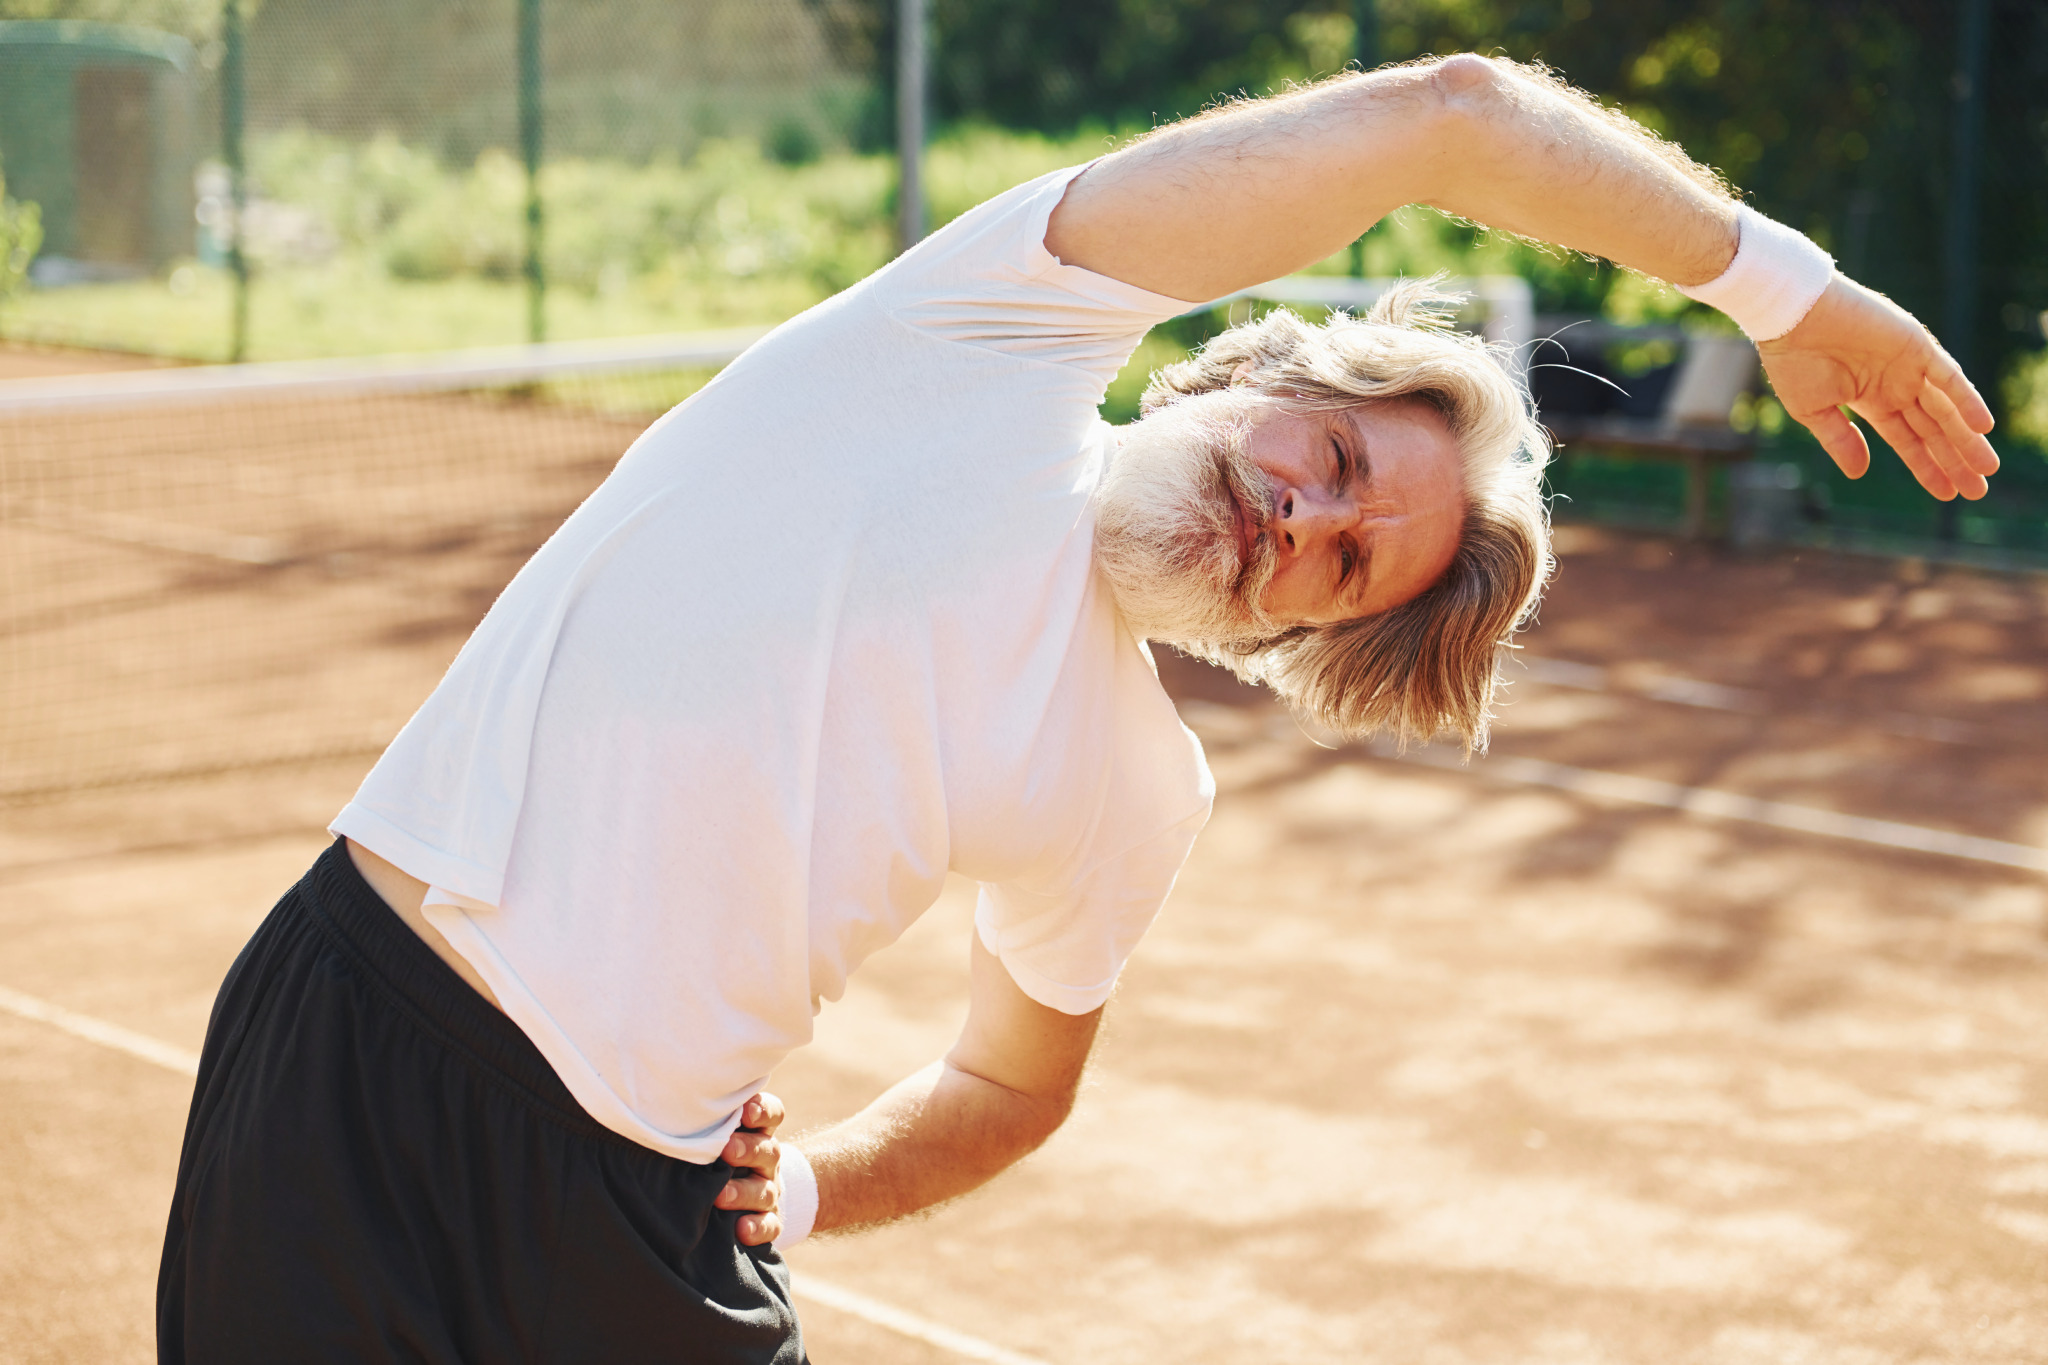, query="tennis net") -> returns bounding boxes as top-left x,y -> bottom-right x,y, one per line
0,329 -> 765,800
